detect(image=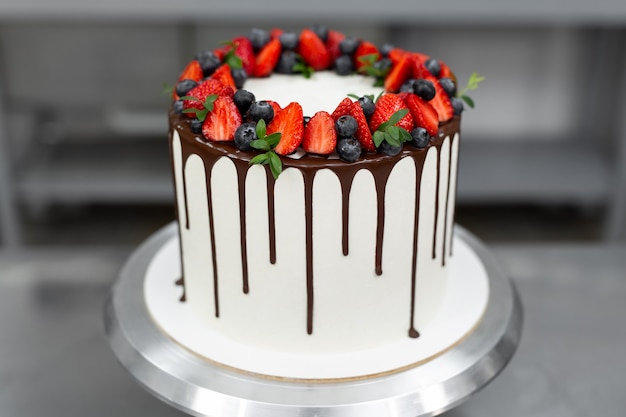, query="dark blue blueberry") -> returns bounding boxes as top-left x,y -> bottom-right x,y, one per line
173,99 -> 184,114
424,58 -> 441,77
451,97 -> 464,115
276,50 -> 299,74
234,123 -> 257,151
175,79 -> 198,97
399,79 -> 416,93
358,96 -> 375,118
339,37 -> 361,55
248,28 -> 270,51
279,32 -> 299,50
380,43 -> 395,57
336,137 -> 362,162
414,79 -> 436,101
378,140 -> 402,156
373,57 -> 392,73
233,89 -> 256,115
196,50 -> 221,77
334,55 -> 354,75
410,127 -> 430,148
231,68 -> 247,89
310,24 -> 328,42
335,115 -> 358,138
439,77 -> 456,97
247,100 -> 274,124
190,118 -> 203,134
